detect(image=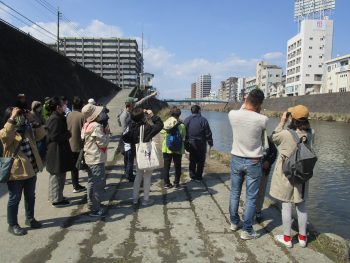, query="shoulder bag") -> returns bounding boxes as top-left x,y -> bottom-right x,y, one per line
0,139 -> 23,183
135,125 -> 162,170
